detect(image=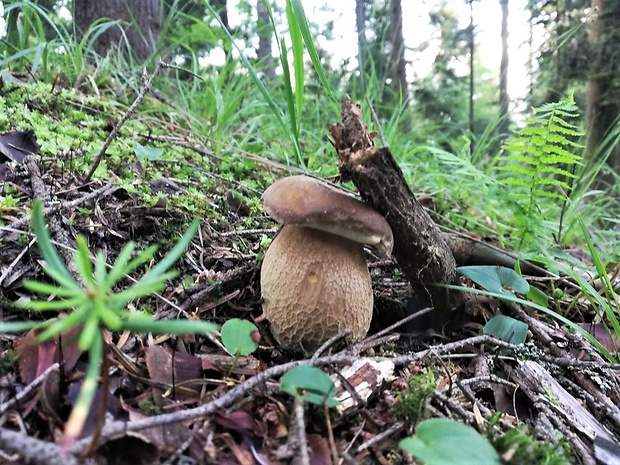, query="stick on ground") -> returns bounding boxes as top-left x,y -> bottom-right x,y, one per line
329,95 -> 465,329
